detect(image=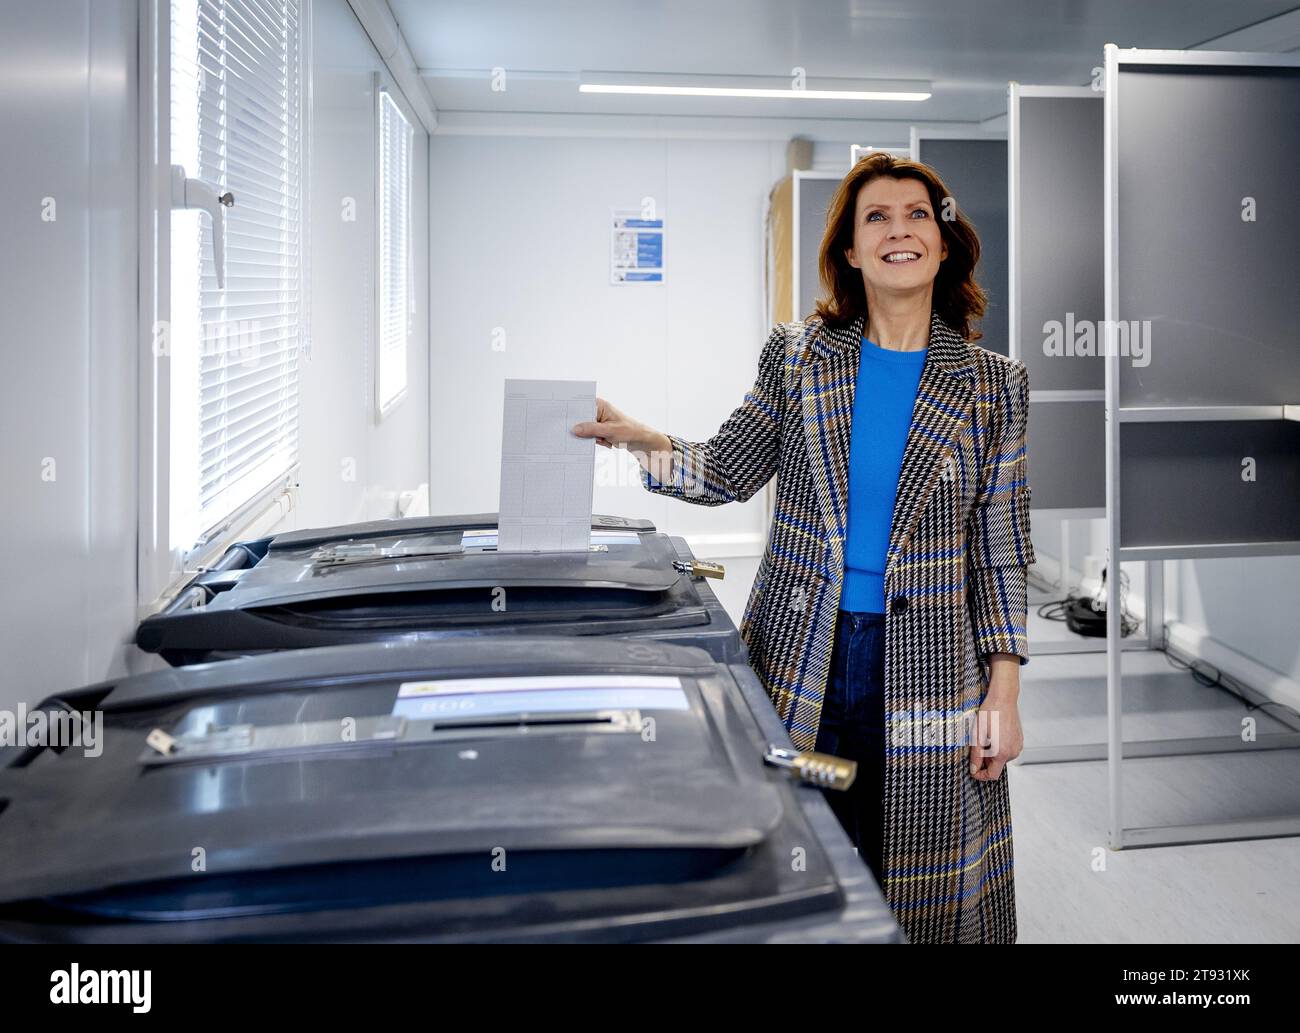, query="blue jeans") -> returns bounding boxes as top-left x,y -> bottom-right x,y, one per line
814,609 -> 887,887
